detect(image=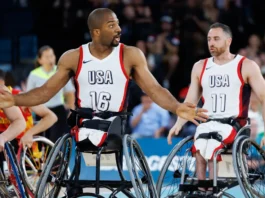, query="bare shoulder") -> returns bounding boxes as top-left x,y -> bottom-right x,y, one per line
242,57 -> 260,70
123,45 -> 145,62
58,48 -> 80,72
241,57 -> 261,81
192,59 -> 207,76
